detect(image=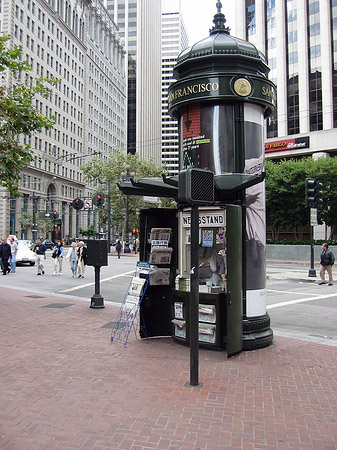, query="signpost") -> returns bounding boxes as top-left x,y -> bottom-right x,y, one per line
309,208 -> 317,277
